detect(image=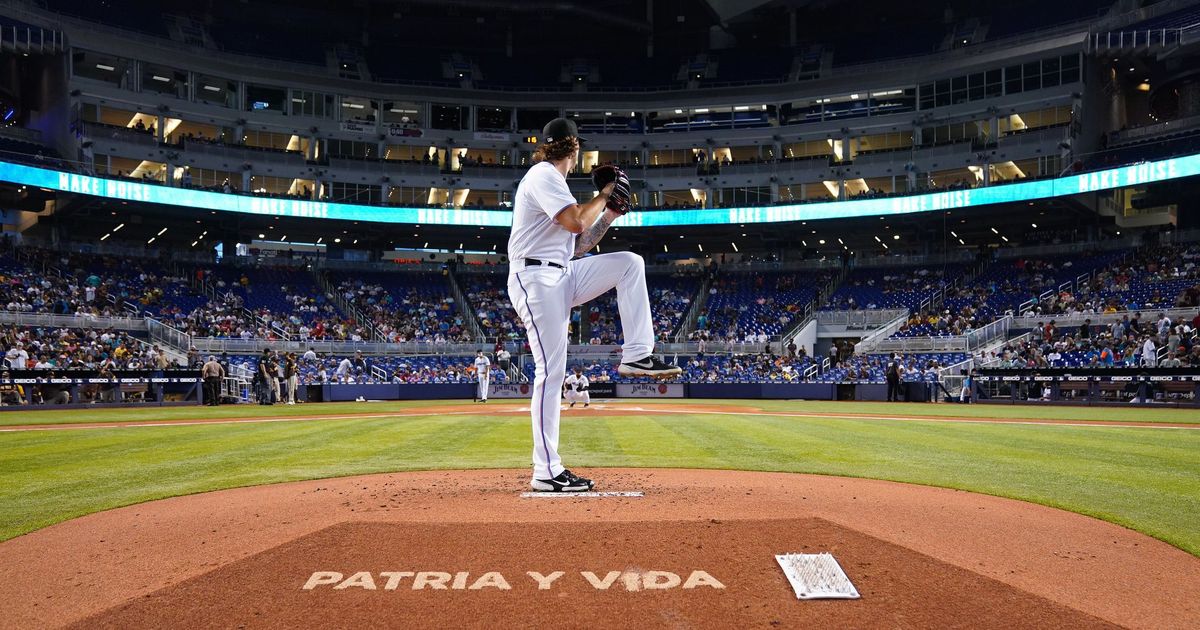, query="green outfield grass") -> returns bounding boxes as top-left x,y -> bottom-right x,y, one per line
1,400 -> 1198,557
3,398 -> 1199,426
